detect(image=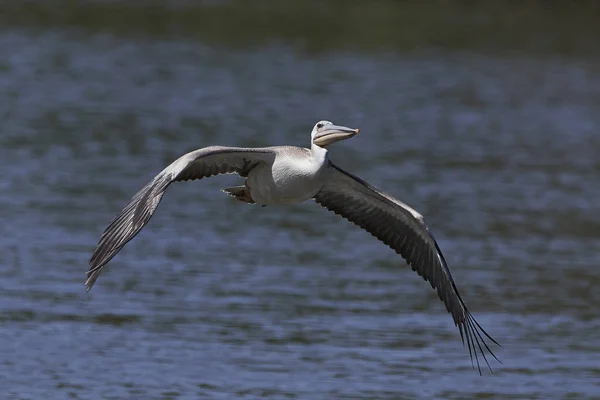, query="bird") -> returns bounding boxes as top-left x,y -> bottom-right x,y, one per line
87,120 -> 500,373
